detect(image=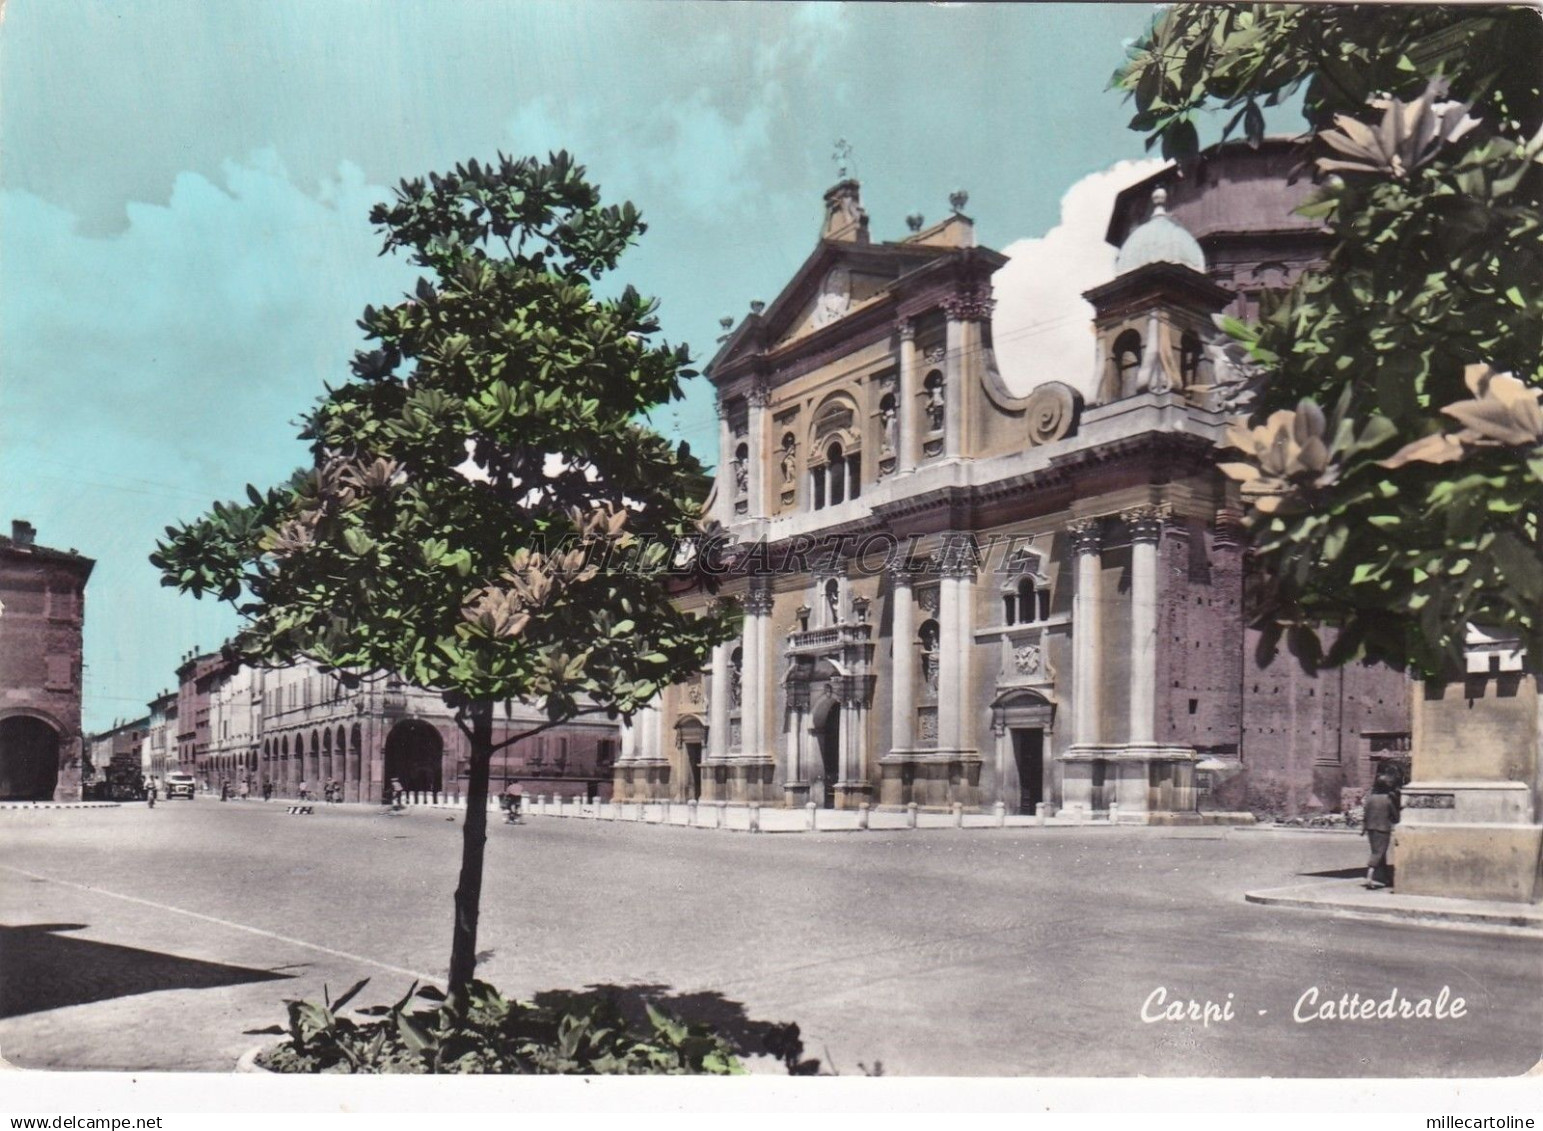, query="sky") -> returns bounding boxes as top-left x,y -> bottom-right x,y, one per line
0,0 -> 1210,732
